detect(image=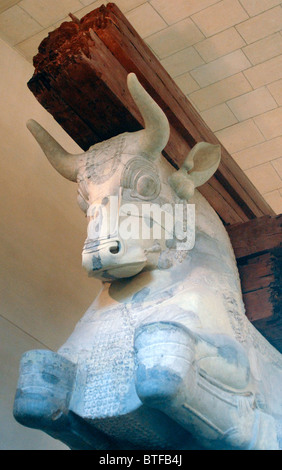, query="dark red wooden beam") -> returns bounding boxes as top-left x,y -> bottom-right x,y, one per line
227,215 -> 282,352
